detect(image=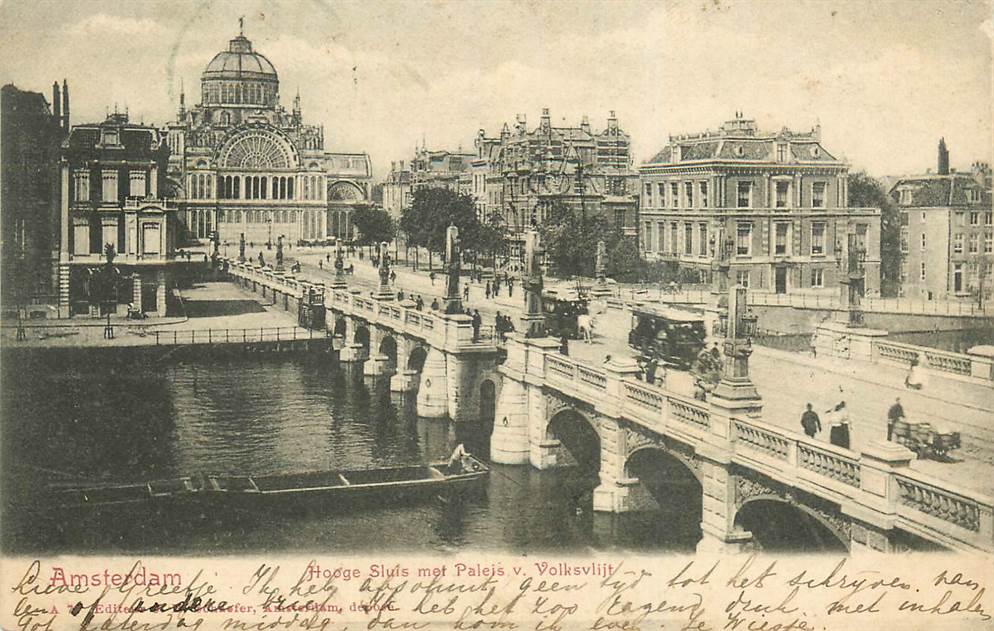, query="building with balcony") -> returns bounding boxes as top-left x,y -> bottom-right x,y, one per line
891,140 -> 992,301
639,113 -> 881,296
472,108 -> 639,257
162,29 -> 372,246
1,82 -> 68,313
58,112 -> 185,317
